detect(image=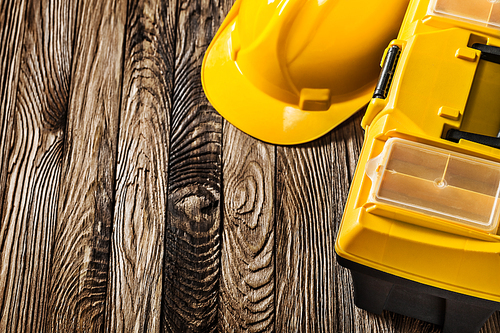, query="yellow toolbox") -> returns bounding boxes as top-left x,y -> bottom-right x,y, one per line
335,0 -> 500,332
